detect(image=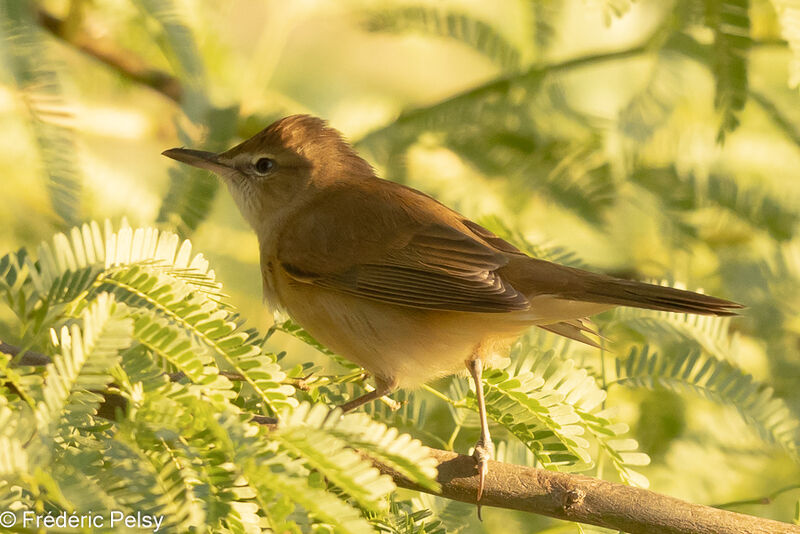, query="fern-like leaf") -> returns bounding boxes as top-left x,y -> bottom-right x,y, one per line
132,1 -> 239,235
769,0 -> 800,88
132,0 -> 206,116
465,366 -> 592,469
477,215 -> 589,268
0,435 -> 28,476
610,305 -> 734,361
364,7 -> 521,70
632,167 -> 798,241
612,345 -> 800,456
36,293 -> 133,438
0,0 -> 82,226
324,409 -> 440,491
444,130 -> 615,224
618,53 -> 681,141
112,355 -> 259,532
95,265 -> 294,413
275,403 -> 397,512
216,410 -> 378,534
511,342 -> 650,485
706,0 -> 751,142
